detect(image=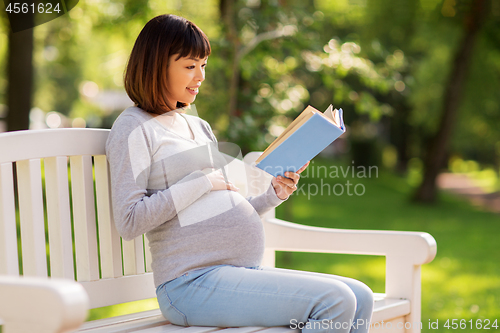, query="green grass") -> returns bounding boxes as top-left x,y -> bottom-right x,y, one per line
88,157 -> 500,332
274,157 -> 500,332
